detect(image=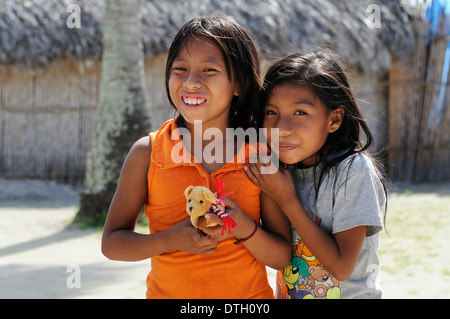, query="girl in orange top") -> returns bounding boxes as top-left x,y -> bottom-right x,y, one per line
101,16 -> 291,299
